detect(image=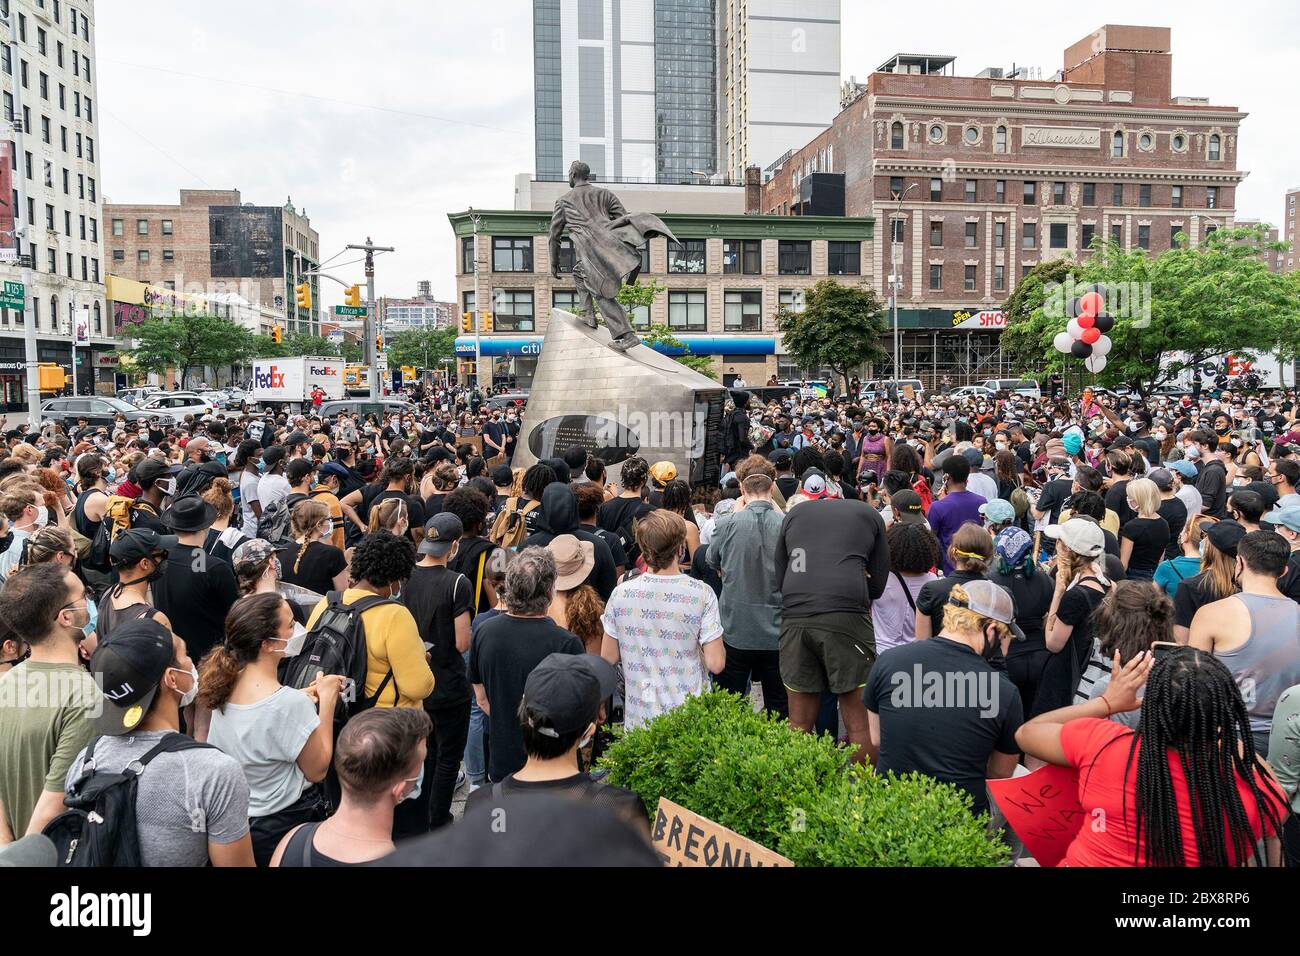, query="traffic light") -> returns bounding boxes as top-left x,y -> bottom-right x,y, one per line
345,284 -> 362,308
482,311 -> 493,333
270,324 -> 282,344
376,332 -> 384,352
461,311 -> 473,333
294,282 -> 312,310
